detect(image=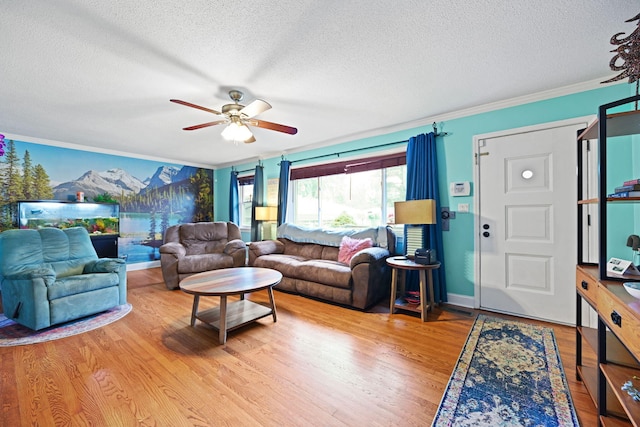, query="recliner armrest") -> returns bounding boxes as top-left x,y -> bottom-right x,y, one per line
159,242 -> 186,258
224,239 -> 247,255
4,266 -> 56,282
250,240 -> 284,256
350,247 -> 389,269
84,258 -> 126,274
248,240 -> 285,266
